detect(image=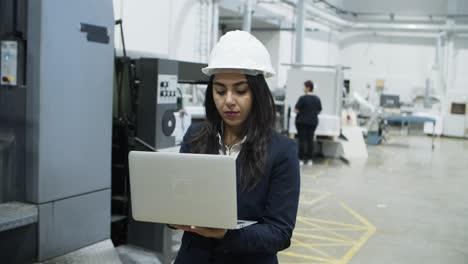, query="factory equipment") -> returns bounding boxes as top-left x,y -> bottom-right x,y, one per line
1,40 -> 24,87
0,129 -> 15,203
1,0 -> 115,263
380,94 -> 400,109
0,0 -> 27,204
110,57 -> 208,263
134,58 -> 179,150
284,65 -> 347,138
286,67 -> 343,119
284,66 -> 350,160
443,93 -> 468,138
124,60 -> 202,263
128,60 -> 209,259
350,92 -> 437,148
132,59 -> 209,150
